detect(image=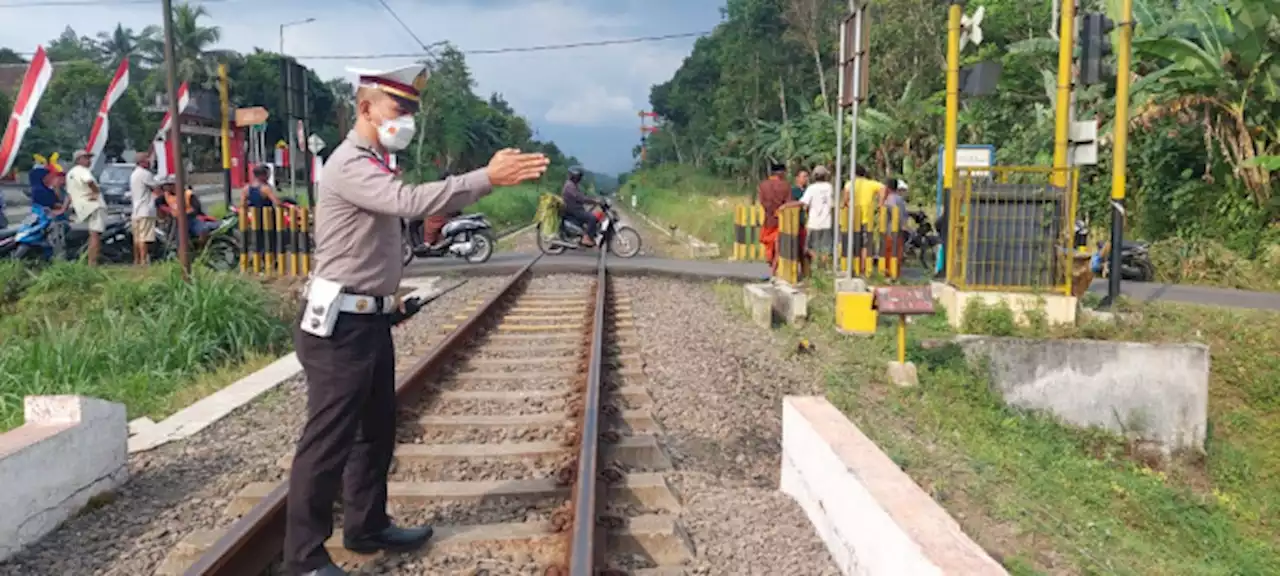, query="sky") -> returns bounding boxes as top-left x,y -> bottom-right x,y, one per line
0,0 -> 726,174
